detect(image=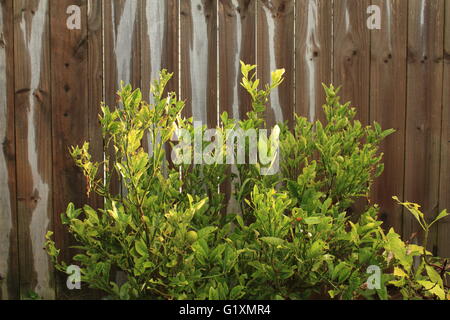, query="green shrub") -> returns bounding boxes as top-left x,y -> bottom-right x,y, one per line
45,63 -> 449,300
